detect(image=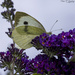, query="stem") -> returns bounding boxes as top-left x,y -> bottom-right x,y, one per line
7,8 -> 15,46
7,8 -> 15,75
10,59 -> 14,75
